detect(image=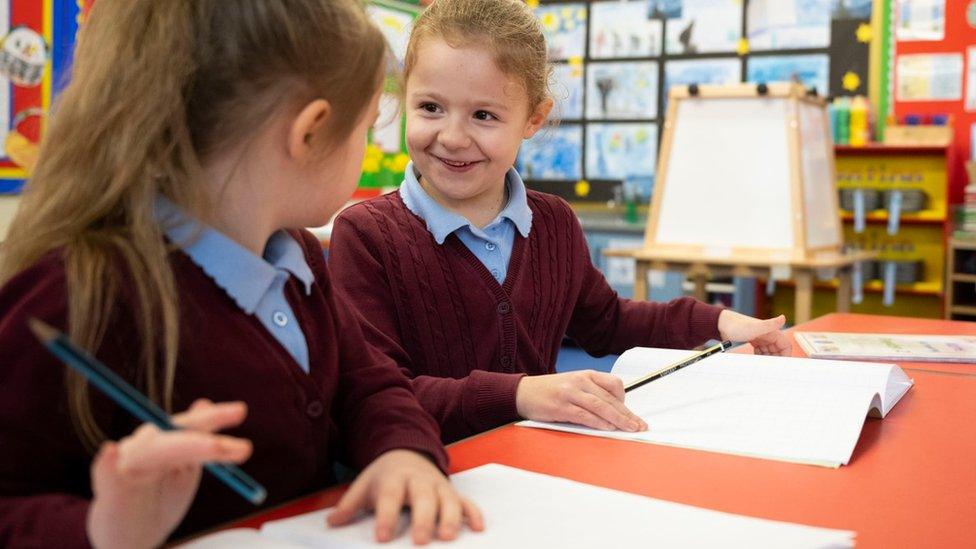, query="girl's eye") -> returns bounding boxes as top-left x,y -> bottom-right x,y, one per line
420,103 -> 440,113
474,110 -> 496,121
